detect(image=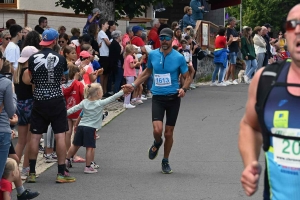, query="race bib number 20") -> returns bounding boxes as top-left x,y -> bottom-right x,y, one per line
154,73 -> 171,87
272,128 -> 300,168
